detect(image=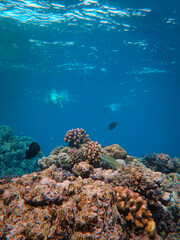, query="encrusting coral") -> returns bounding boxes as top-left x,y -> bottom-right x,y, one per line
0,165 -> 161,239
114,186 -> 156,237
0,167 -> 126,240
64,128 -> 90,148
104,144 -> 127,159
